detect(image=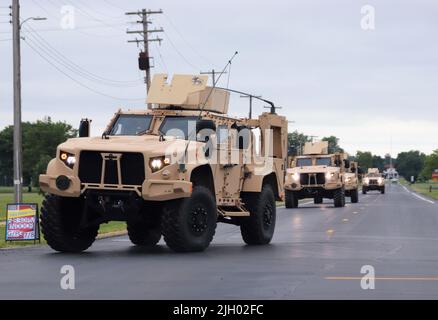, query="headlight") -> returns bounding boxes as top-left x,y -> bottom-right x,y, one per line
378,177 -> 383,184
364,178 -> 369,184
59,151 -> 76,169
325,172 -> 336,180
149,156 -> 171,173
292,173 -> 300,181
